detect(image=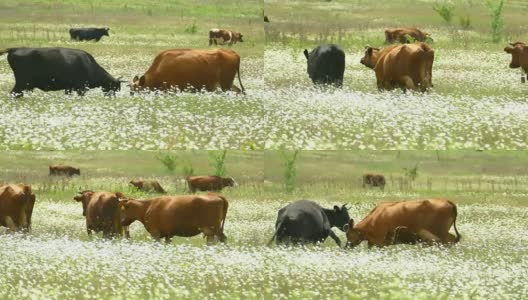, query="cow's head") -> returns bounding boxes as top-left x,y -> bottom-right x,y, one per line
344,219 -> 363,248
73,190 -> 94,216
237,33 -> 244,42
73,168 -> 81,176
360,46 -> 381,69
327,204 -> 351,232
129,180 -> 143,189
19,184 -> 36,232
117,198 -> 140,226
223,177 -> 237,187
104,28 -> 110,36
504,42 -> 528,70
